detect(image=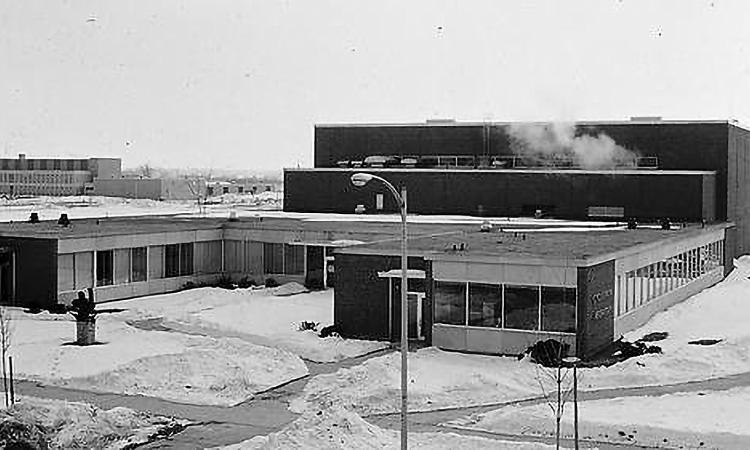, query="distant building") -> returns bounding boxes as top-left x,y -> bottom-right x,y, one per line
0,154 -> 121,196
92,177 -> 205,201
